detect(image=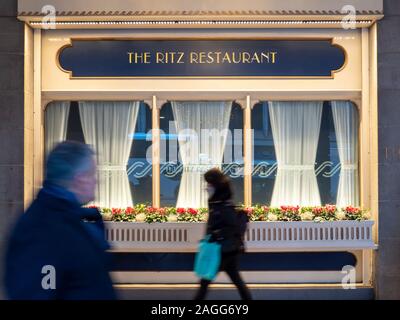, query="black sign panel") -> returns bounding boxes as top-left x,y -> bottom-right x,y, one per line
58,39 -> 346,78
